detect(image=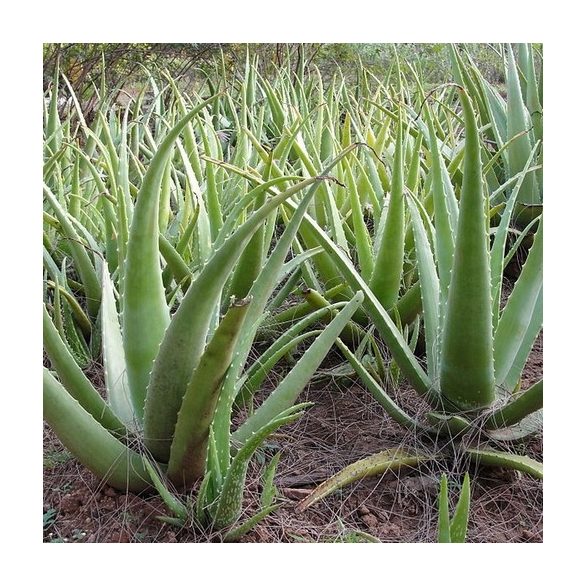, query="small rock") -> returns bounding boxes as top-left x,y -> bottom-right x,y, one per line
60,494 -> 82,513
380,523 -> 401,538
166,530 -> 177,543
358,505 -> 370,516
362,514 -> 379,529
